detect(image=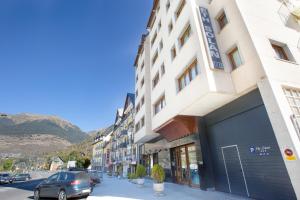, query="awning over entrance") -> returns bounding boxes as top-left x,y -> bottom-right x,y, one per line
154,116 -> 198,142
